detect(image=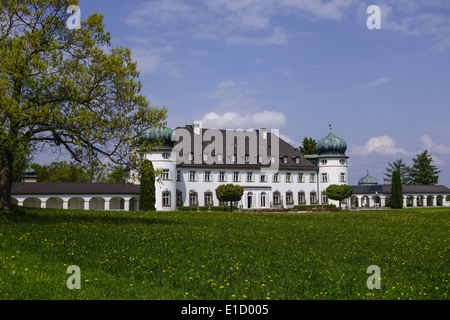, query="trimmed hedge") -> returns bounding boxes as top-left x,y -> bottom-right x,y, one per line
177,204 -> 337,212
178,206 -> 238,212
293,204 -> 336,211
